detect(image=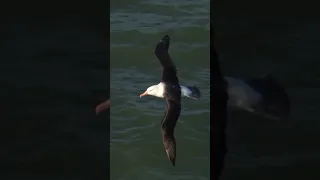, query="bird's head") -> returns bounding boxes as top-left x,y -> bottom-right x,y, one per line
140,83 -> 164,98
